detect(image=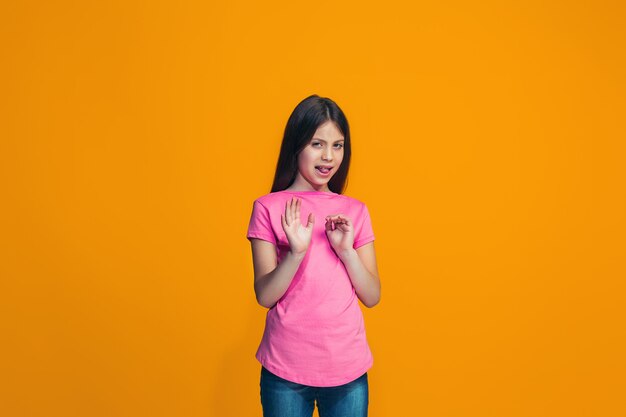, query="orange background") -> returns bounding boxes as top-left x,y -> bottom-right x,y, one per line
1,1 -> 625,416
